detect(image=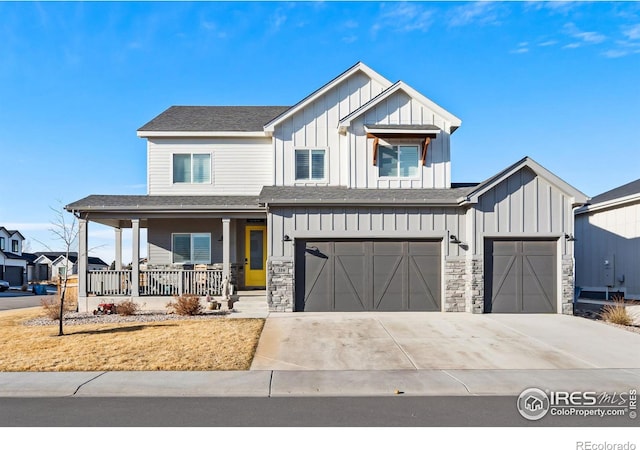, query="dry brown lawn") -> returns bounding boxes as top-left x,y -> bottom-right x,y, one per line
0,307 -> 265,371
